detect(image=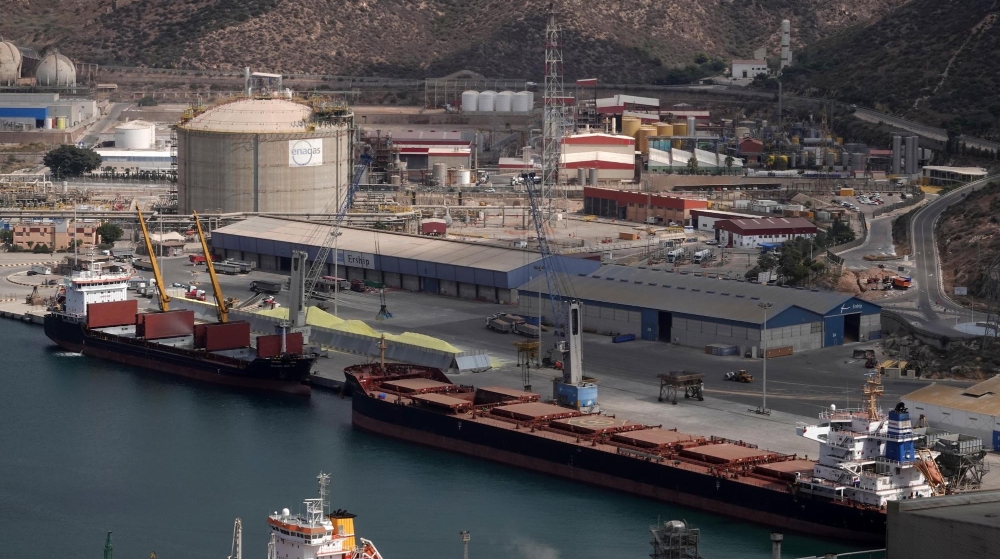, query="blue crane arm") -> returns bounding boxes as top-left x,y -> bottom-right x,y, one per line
303,152 -> 373,298
523,173 -> 565,331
